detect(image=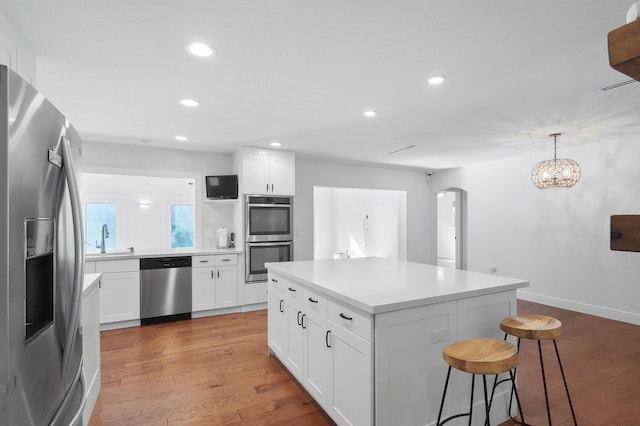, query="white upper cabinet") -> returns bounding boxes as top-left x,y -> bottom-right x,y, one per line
238,148 -> 295,195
